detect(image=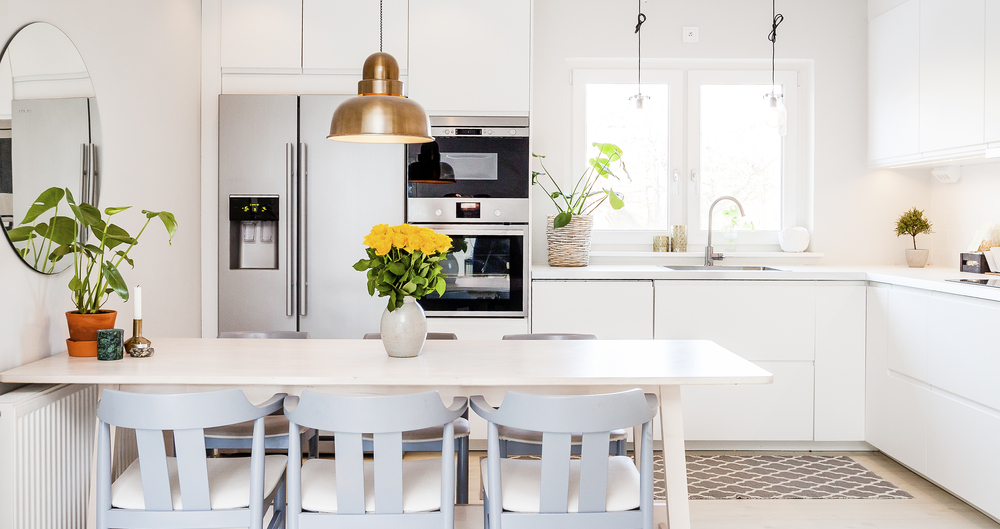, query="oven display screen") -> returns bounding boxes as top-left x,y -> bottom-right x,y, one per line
456,202 -> 481,219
